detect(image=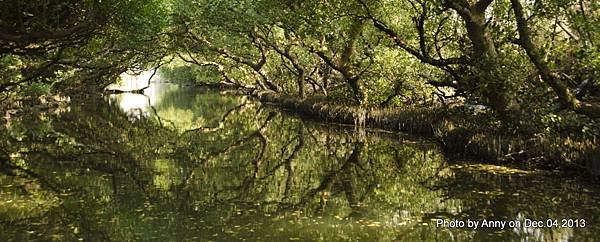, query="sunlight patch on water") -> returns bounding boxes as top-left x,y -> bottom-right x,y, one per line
109,94 -> 151,119
450,164 -> 545,175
